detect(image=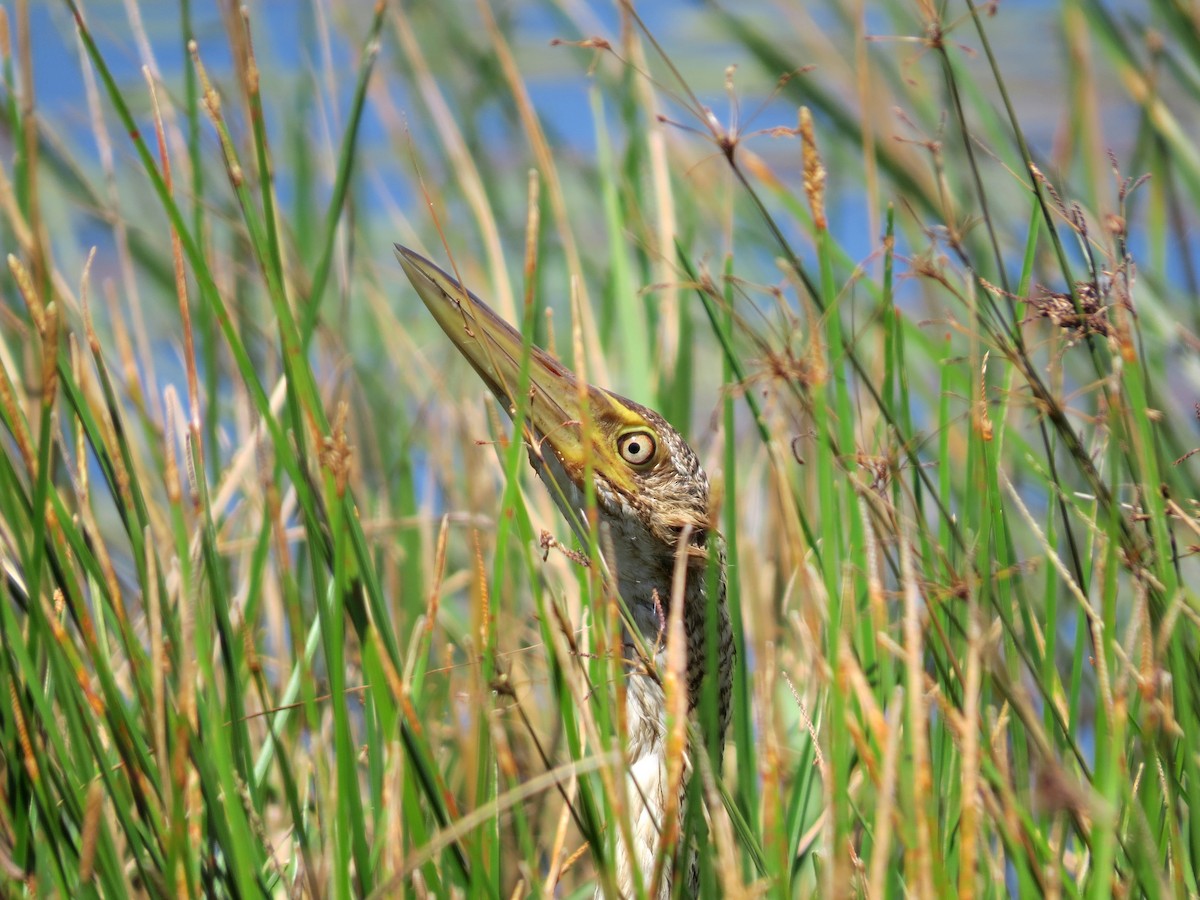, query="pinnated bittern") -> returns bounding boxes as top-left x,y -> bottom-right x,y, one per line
396,245 -> 733,898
